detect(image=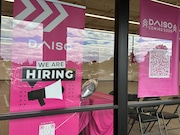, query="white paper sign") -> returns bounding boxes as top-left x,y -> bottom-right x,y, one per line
39,123 -> 55,135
